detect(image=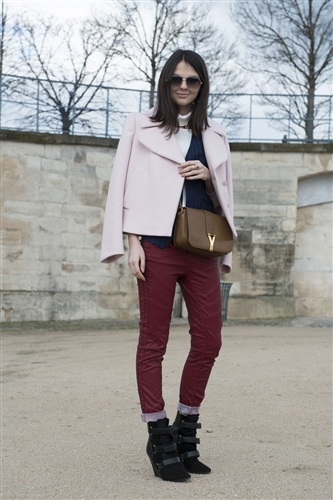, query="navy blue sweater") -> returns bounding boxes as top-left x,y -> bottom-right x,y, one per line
143,133 -> 215,248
